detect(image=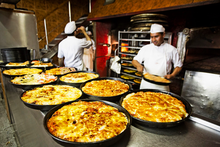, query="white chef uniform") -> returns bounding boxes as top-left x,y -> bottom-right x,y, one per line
133,42 -> 182,91
58,36 -> 92,70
